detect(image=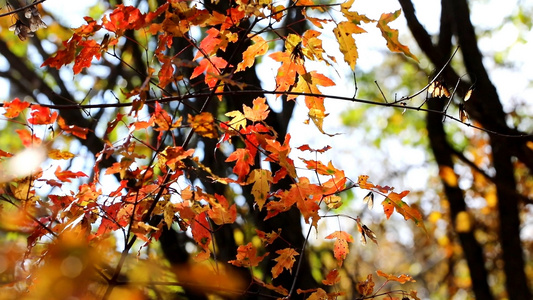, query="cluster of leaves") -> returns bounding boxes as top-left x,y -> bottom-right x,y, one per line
0,0 -> 425,299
